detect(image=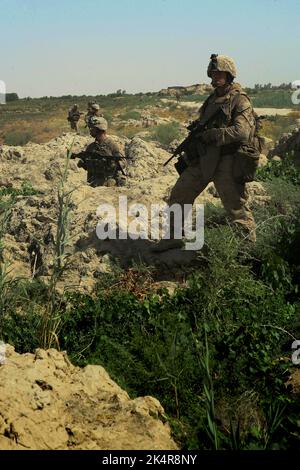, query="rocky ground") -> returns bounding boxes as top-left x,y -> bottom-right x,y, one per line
0,132 -> 270,292
1,111 -> 299,451
0,345 -> 177,450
